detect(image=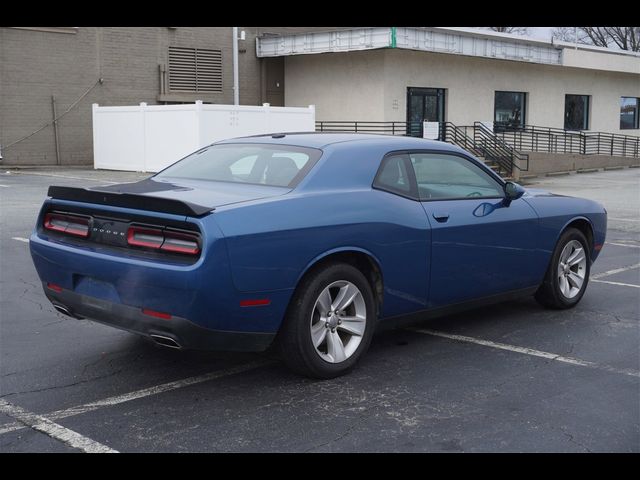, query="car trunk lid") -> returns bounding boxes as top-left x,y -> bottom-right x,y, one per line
48,177 -> 291,217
